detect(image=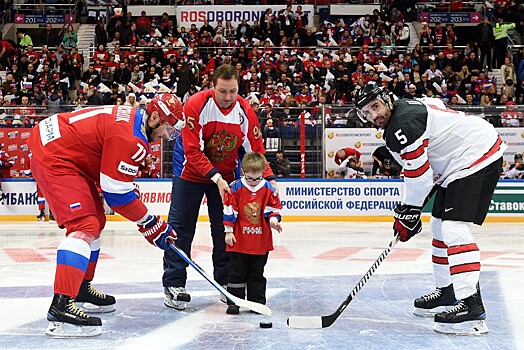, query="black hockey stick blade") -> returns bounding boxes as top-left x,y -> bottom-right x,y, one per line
287,235 -> 400,329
